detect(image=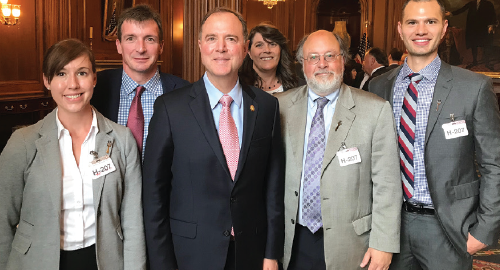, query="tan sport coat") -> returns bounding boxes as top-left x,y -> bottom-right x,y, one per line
0,109 -> 146,270
278,84 -> 402,269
